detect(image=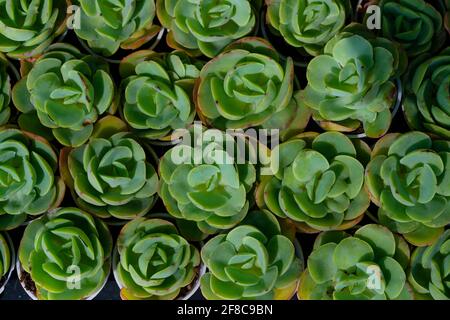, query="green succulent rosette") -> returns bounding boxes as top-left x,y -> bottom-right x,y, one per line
18,207 -> 112,300
364,0 -> 446,57
266,0 -> 351,56
302,30 -> 399,138
115,217 -> 201,300
201,210 -> 303,300
0,53 -> 10,126
409,229 -> 450,300
12,43 -> 116,147
73,0 -> 161,57
298,224 -> 412,300
0,0 -> 68,59
119,50 -> 203,140
0,129 -> 65,231
159,125 -> 258,238
0,233 -> 11,282
403,47 -> 450,139
195,37 -> 294,131
366,132 -> 450,246
61,132 -> 159,220
157,0 -> 257,58
256,132 -> 371,233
